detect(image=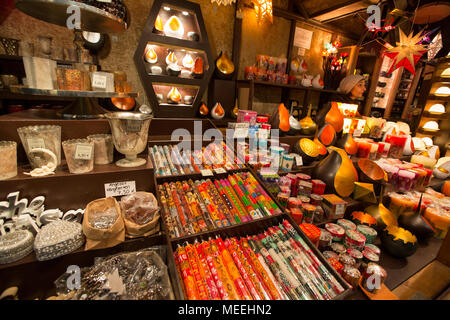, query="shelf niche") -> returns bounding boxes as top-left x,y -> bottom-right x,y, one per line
134,0 -> 214,118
